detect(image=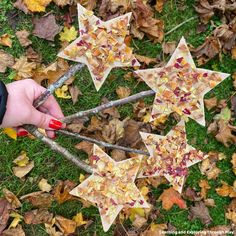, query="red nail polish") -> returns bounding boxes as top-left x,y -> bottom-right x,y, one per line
17,130 -> 28,137
49,119 -> 63,130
